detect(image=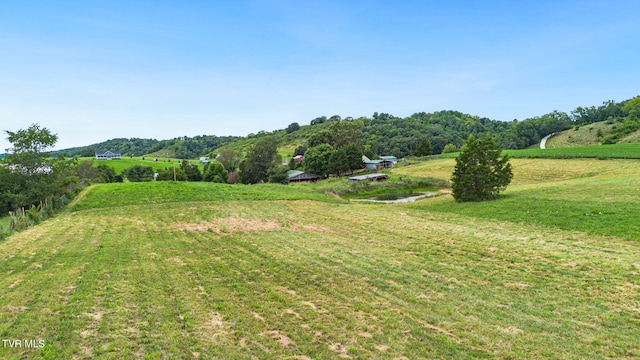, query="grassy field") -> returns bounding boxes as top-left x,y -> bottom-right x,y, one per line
430,142 -> 640,159
78,157 -> 205,174
1,159 -> 639,359
395,158 -> 640,240
504,143 -> 640,159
